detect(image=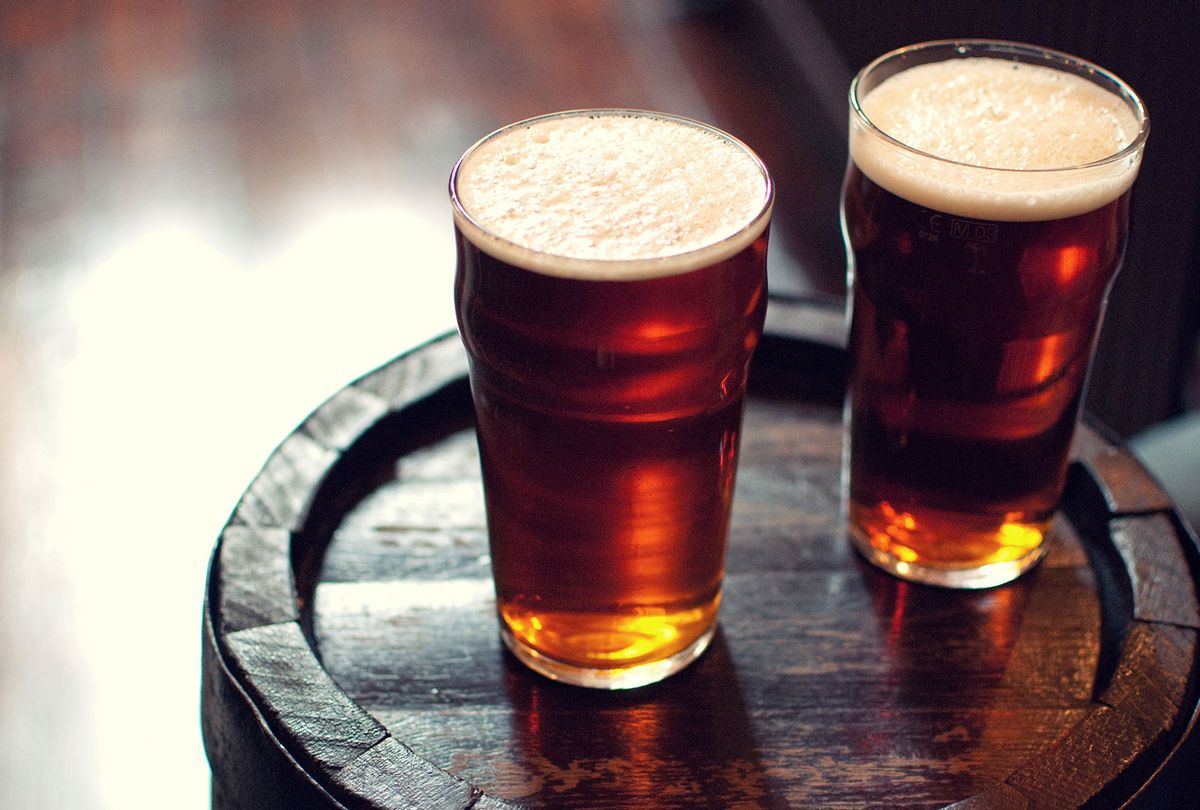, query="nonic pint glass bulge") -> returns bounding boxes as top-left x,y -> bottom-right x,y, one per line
842,41 -> 1148,588
452,110 -> 773,688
